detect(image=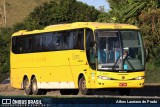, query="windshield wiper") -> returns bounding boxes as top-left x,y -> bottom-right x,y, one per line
112,55 -> 135,71
125,58 -> 135,71
112,55 -> 121,70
